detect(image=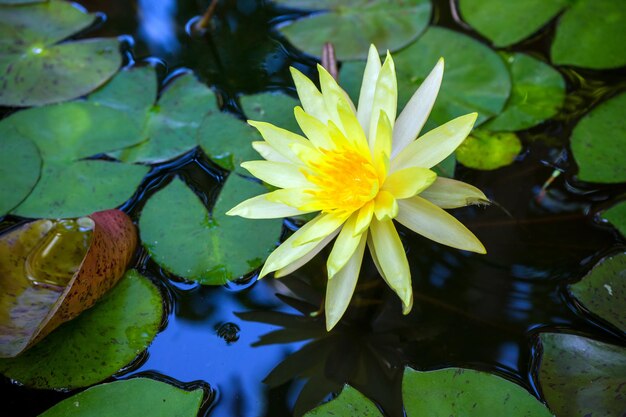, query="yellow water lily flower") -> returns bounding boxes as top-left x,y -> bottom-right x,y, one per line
227,45 -> 487,331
